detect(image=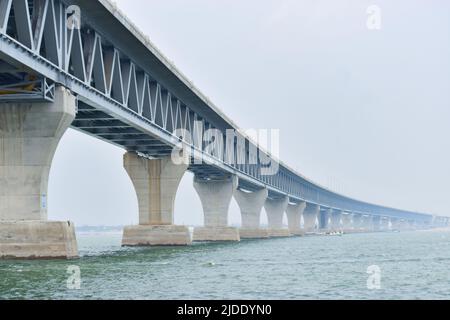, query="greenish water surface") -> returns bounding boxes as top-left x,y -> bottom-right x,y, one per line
1,230 -> 450,299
